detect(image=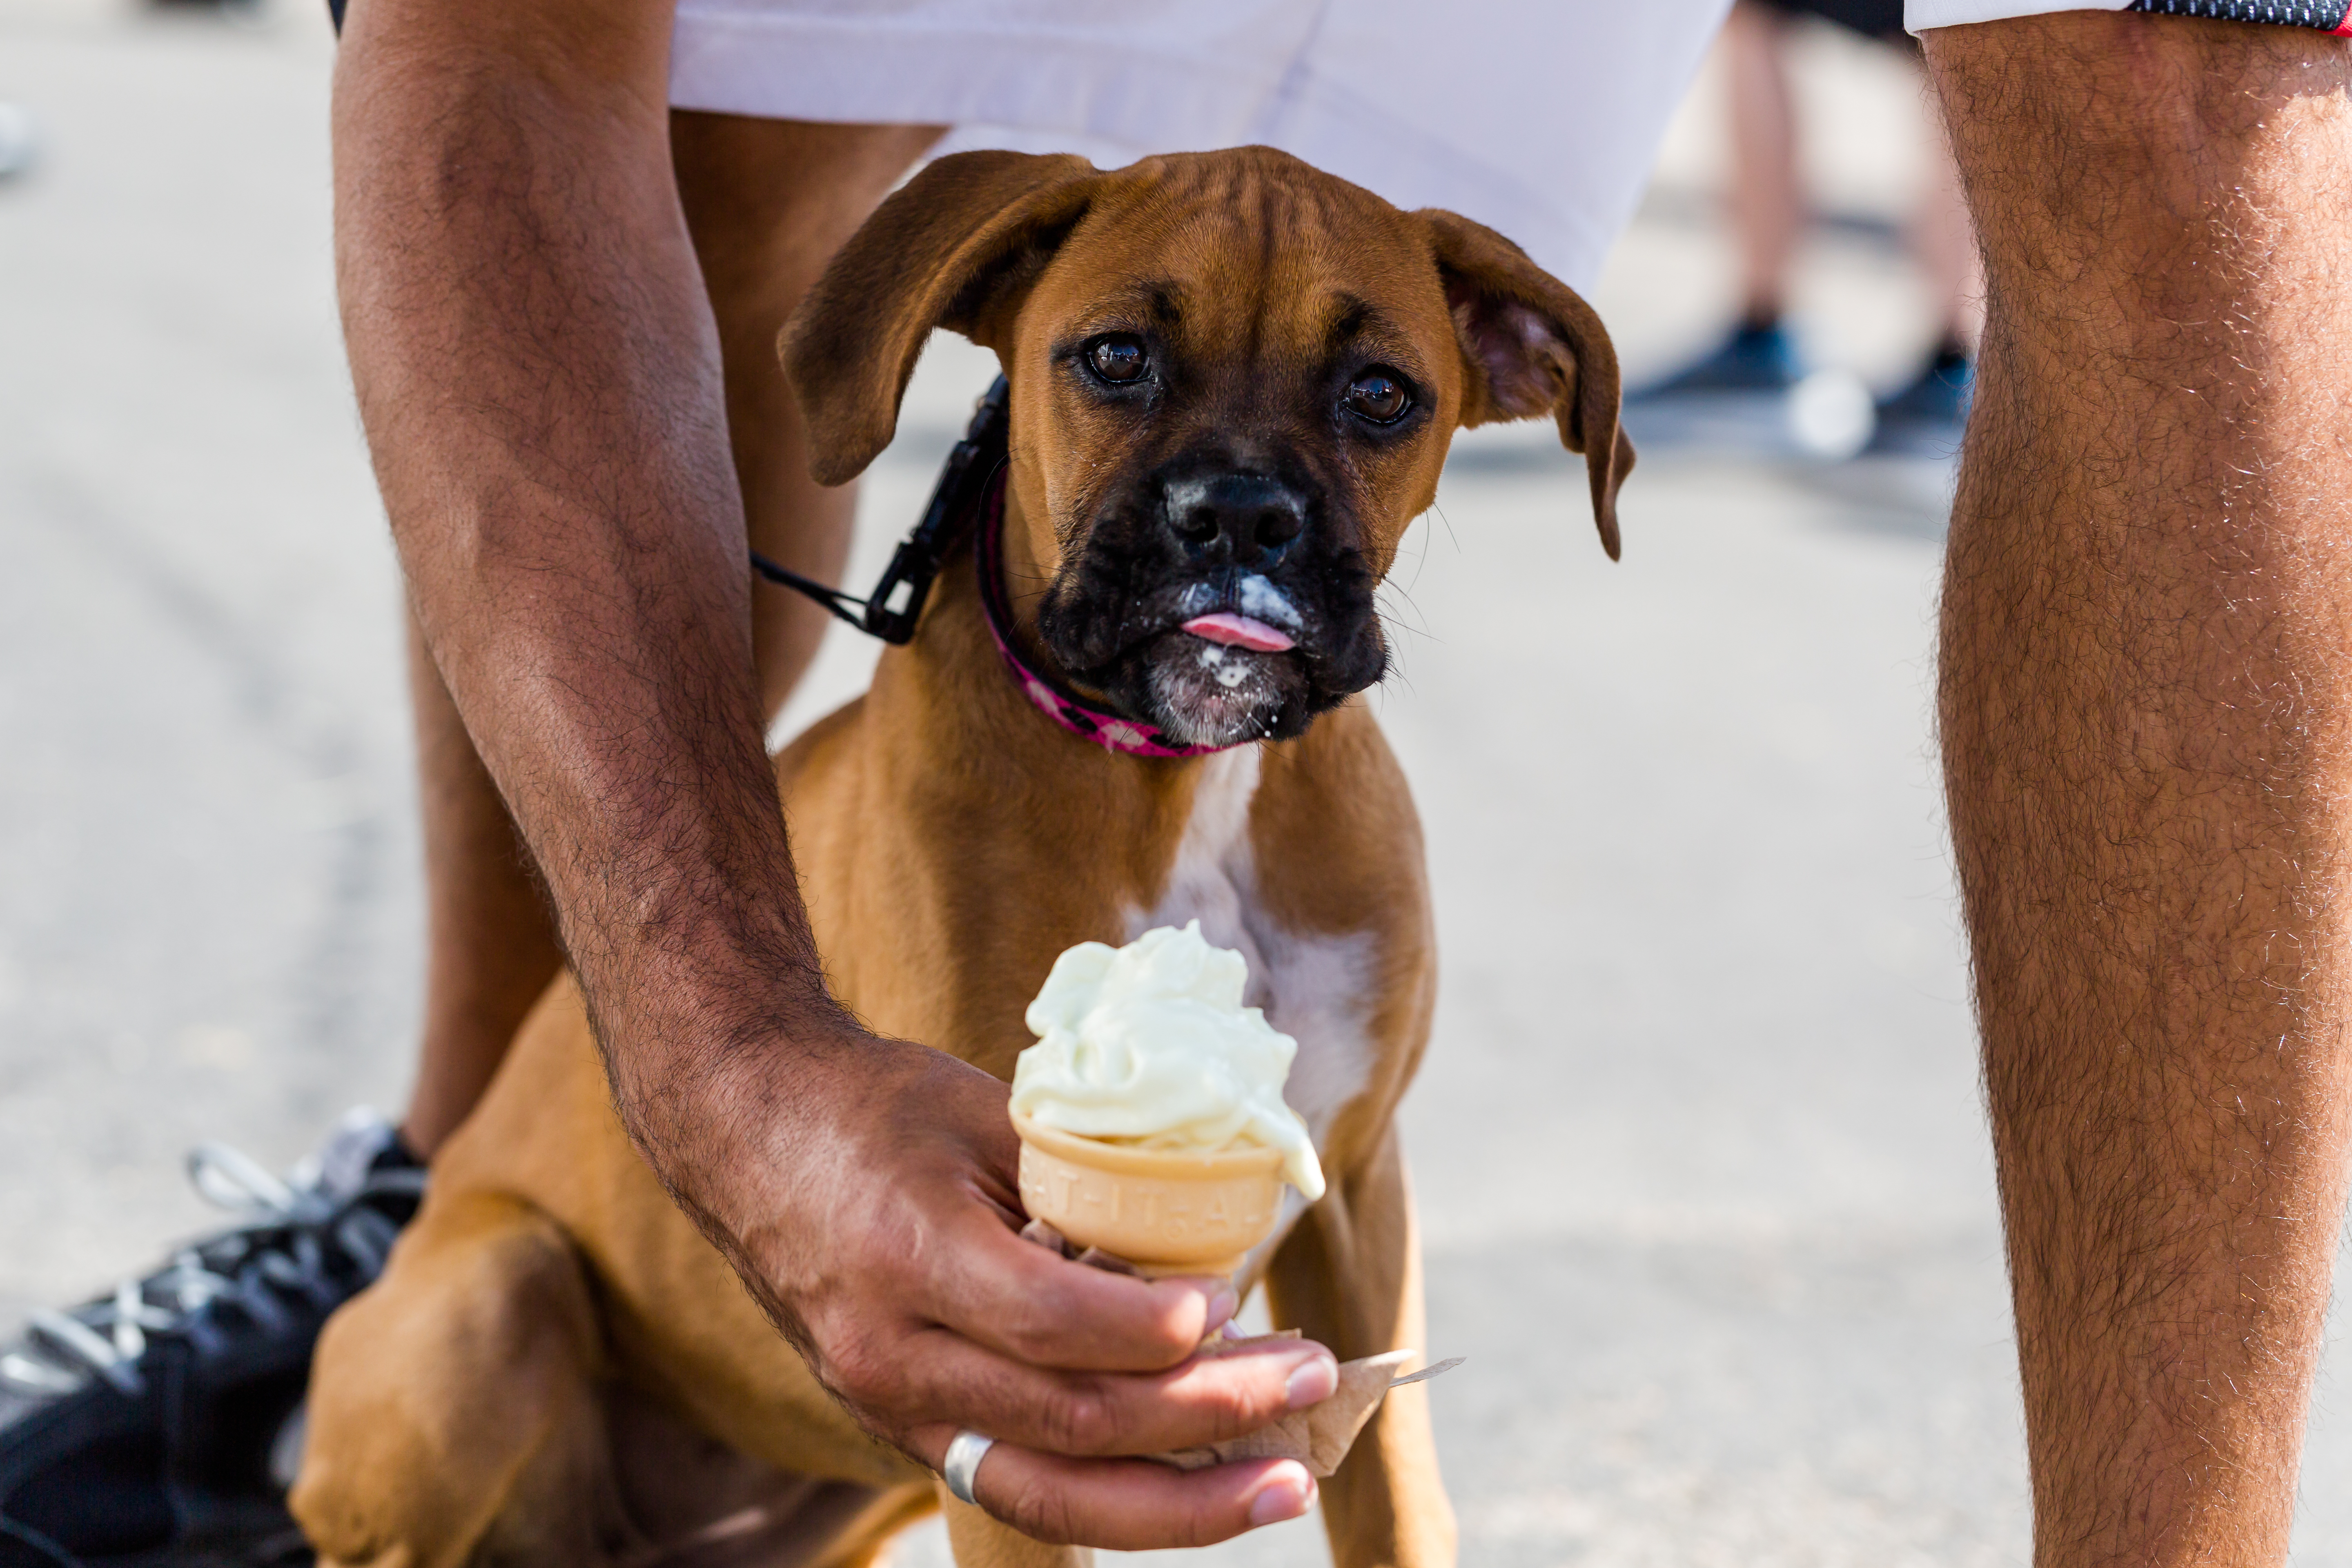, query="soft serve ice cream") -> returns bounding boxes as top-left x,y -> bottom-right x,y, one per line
1011,921 -> 1326,1202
